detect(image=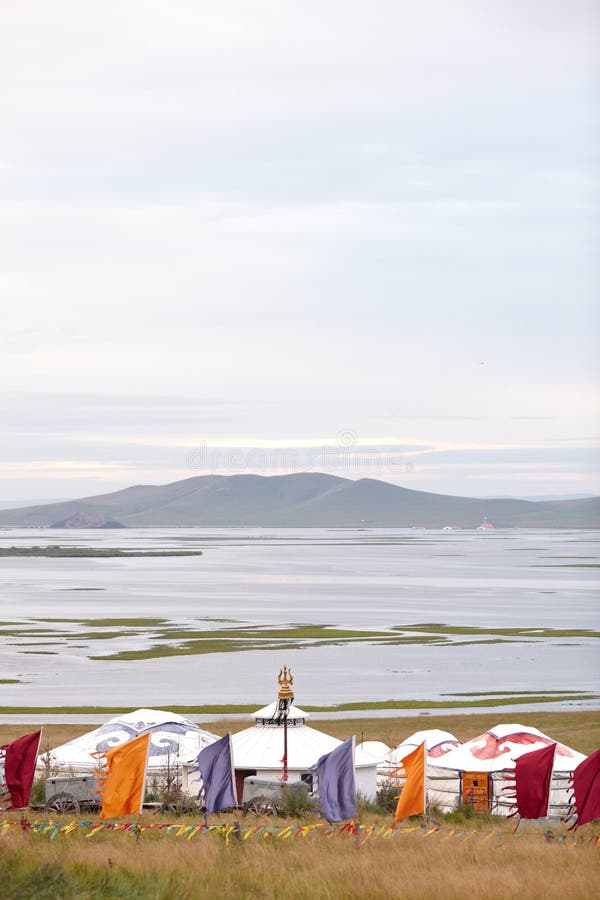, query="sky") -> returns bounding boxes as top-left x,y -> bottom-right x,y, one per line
1,0 -> 599,501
